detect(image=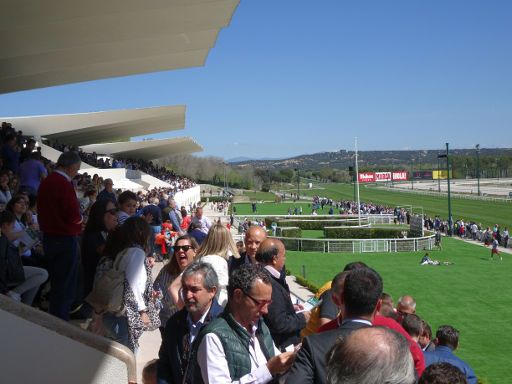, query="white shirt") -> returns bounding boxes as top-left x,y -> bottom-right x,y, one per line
193,215 -> 212,234
197,322 -> 280,384
200,255 -> 229,307
264,265 -> 281,280
117,247 -> 147,311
